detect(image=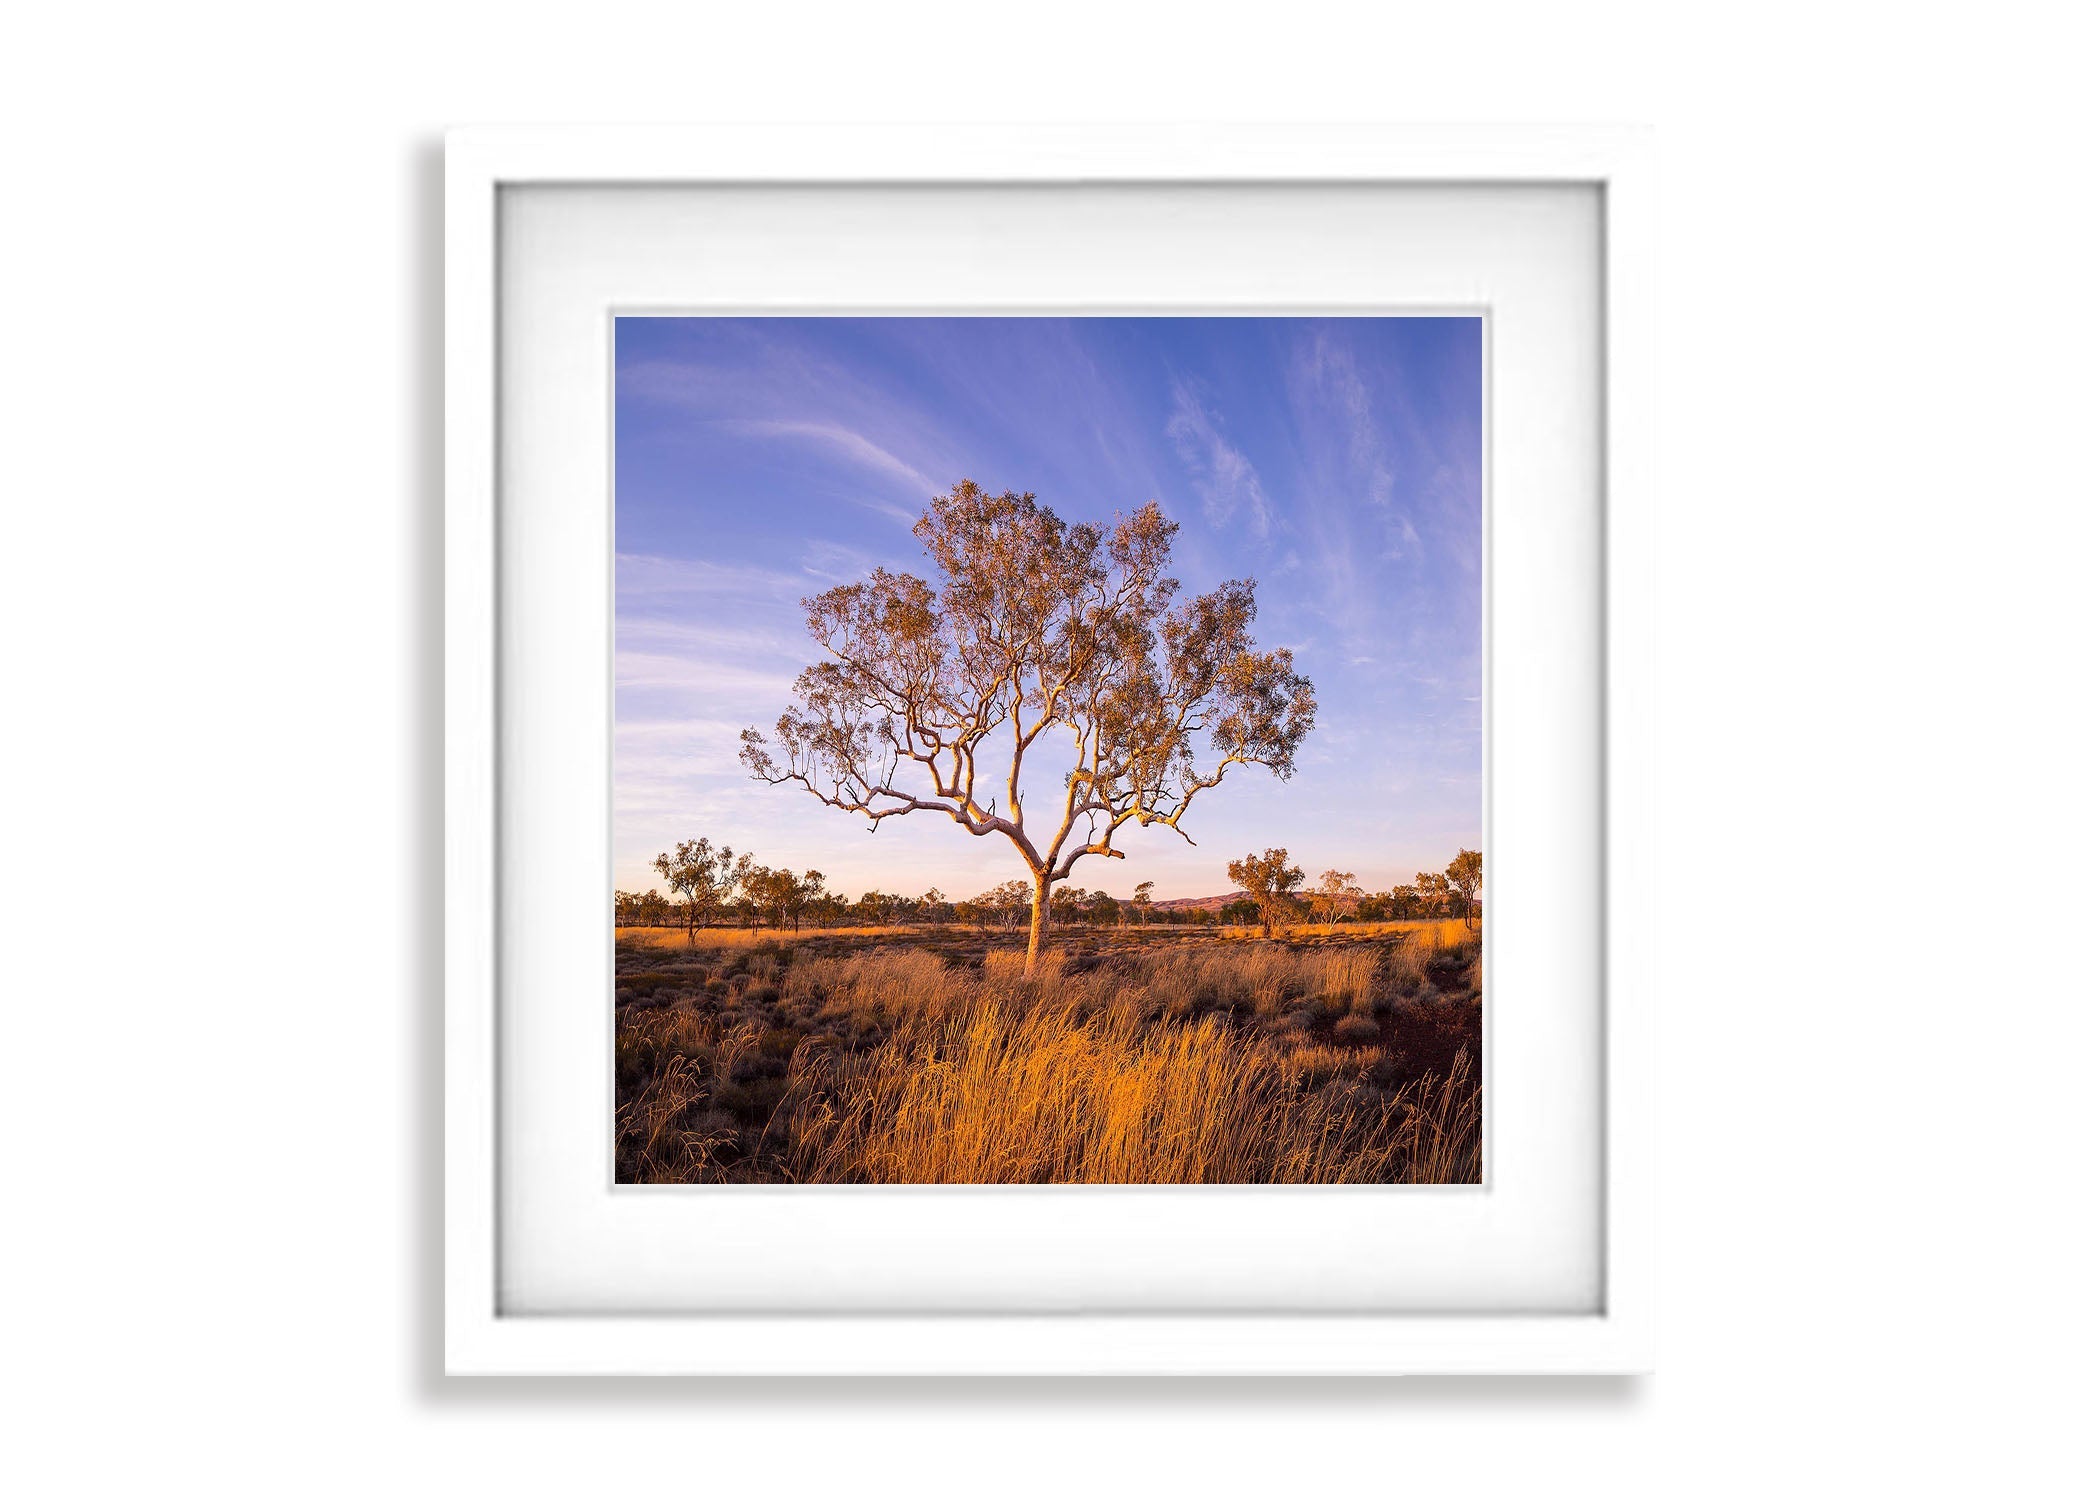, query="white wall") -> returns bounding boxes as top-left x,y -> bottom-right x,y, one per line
3,4 -> 2093,1495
